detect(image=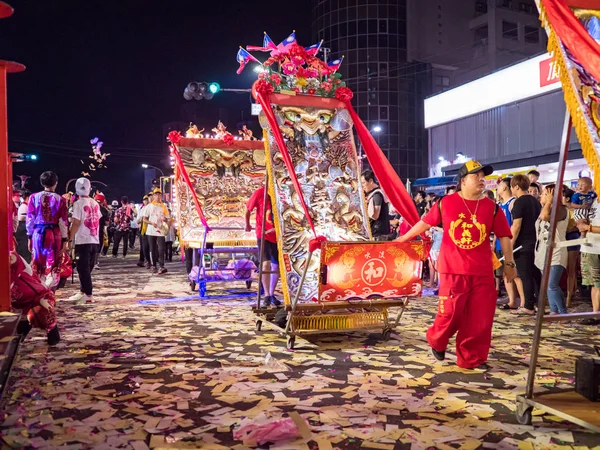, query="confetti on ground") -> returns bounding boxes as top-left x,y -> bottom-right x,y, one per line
2,253 -> 599,449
